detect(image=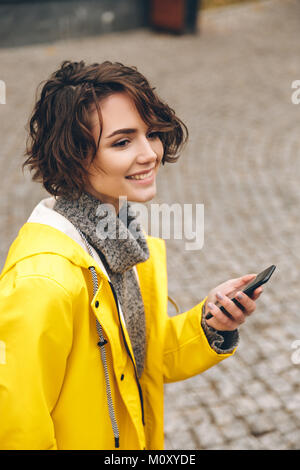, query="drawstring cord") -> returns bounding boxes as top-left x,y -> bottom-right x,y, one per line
78,229 -> 120,449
